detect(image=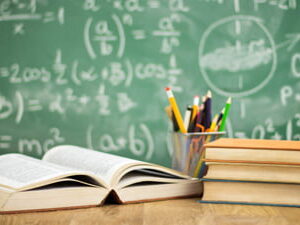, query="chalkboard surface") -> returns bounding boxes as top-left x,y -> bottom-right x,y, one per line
0,0 -> 300,166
